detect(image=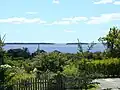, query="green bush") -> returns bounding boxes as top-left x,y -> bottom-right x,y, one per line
87,58 -> 120,77
31,52 -> 68,73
